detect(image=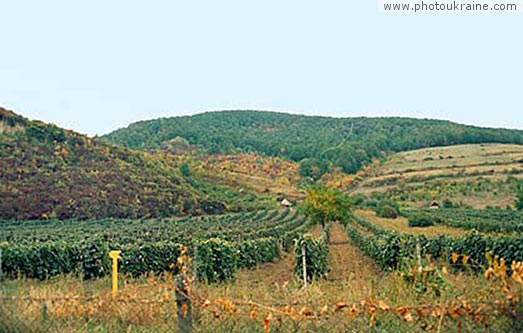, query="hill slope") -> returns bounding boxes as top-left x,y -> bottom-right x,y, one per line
0,108 -> 227,220
353,143 -> 523,209
102,111 -> 523,176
